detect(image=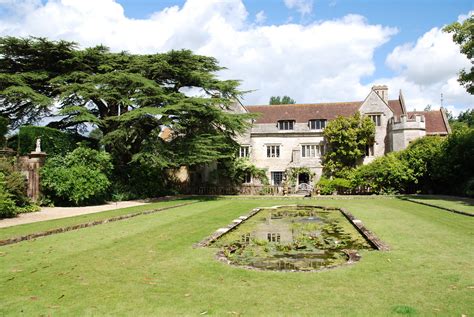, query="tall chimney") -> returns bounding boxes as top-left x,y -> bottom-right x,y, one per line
372,85 -> 388,104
